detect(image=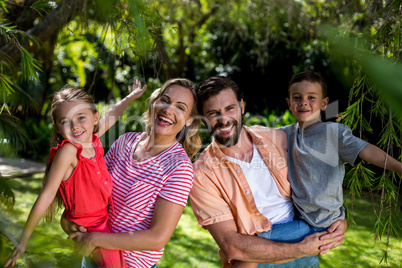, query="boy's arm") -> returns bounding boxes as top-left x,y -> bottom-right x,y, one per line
358,144 -> 402,174
97,80 -> 147,137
